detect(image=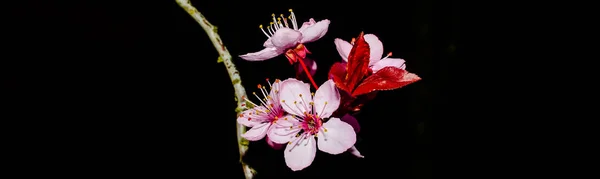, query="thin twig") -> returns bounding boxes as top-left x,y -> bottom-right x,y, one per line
175,0 -> 255,178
